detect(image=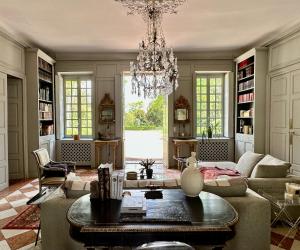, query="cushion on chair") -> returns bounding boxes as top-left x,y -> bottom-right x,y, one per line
235,151 -> 264,177
203,177 -> 248,197
250,155 -> 291,178
43,163 -> 68,177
